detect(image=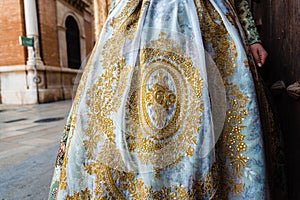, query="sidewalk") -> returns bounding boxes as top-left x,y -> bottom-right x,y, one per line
0,100 -> 72,200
